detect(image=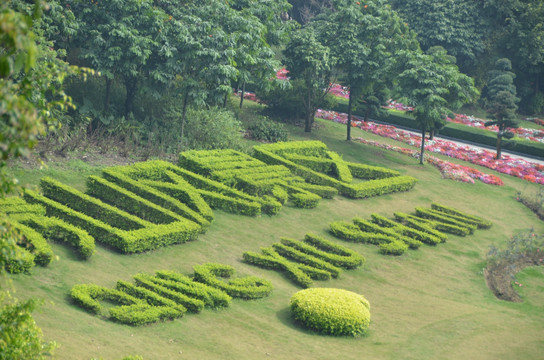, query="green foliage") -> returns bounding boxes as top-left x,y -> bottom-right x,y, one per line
243,247 -> 315,288
397,46 -> 479,164
154,271 -> 232,309
193,263 -> 273,299
487,230 -> 543,271
244,233 -> 365,287
0,293 -> 57,359
517,188 -> 544,221
71,264 -> 267,326
246,115 -> 288,142
283,26 -> 337,132
290,288 -> 371,336
485,58 -> 520,159
183,107 -> 245,151
430,203 -> 493,229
